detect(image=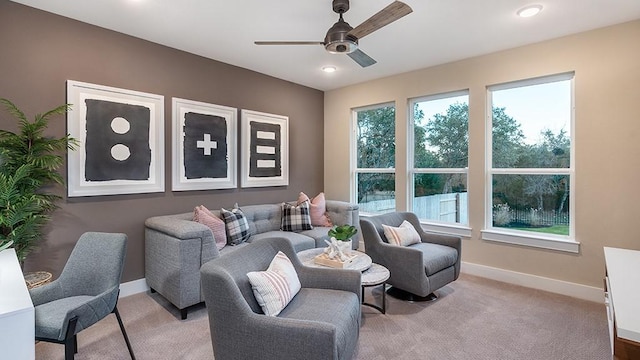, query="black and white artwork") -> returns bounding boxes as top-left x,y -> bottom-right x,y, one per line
66,80 -> 164,197
241,109 -> 288,188
172,98 -> 237,191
